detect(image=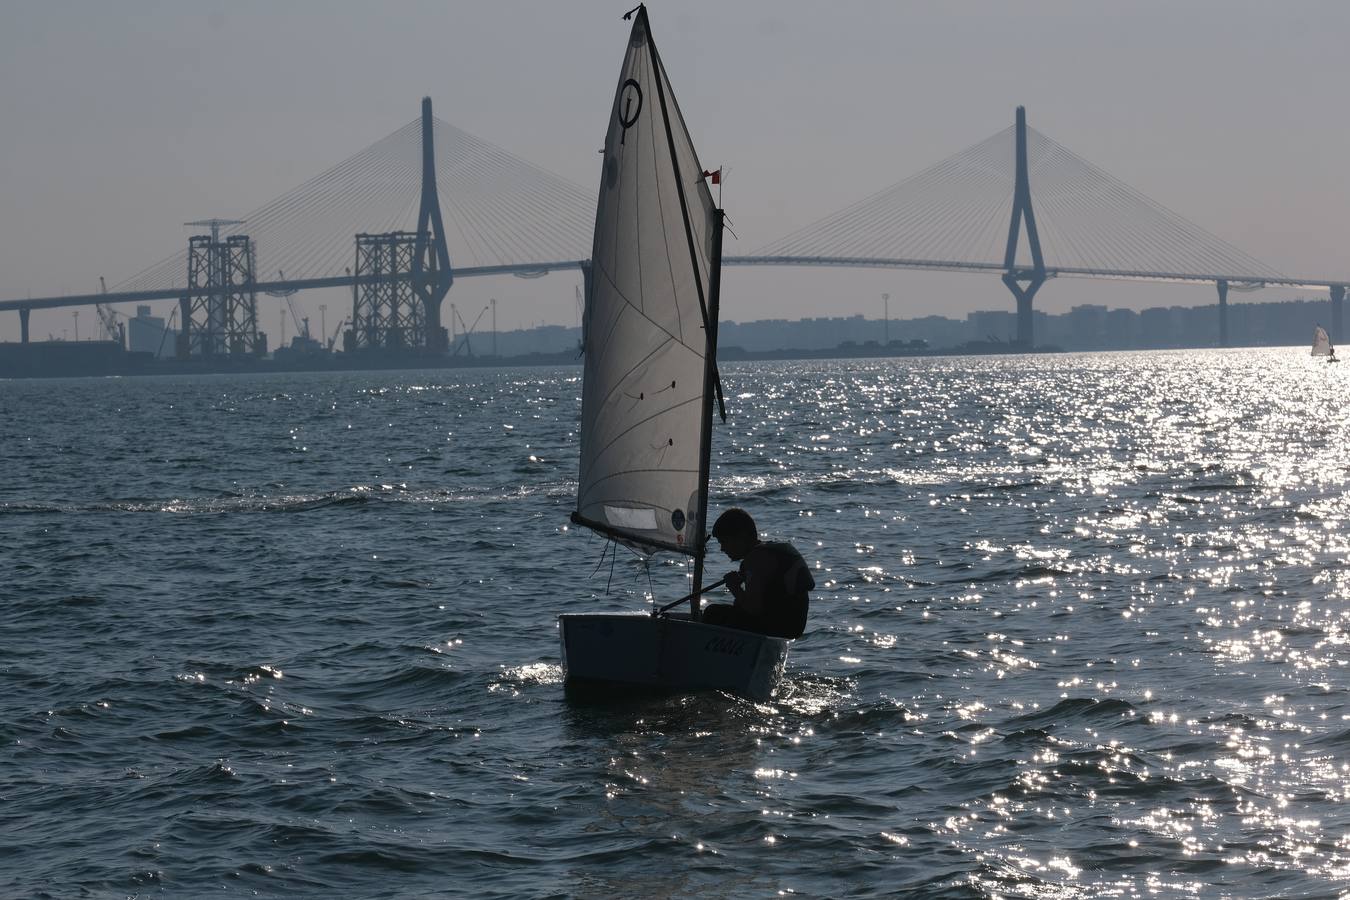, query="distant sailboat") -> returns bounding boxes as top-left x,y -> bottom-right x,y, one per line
557,5 -> 790,699
1312,324 -> 1338,362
